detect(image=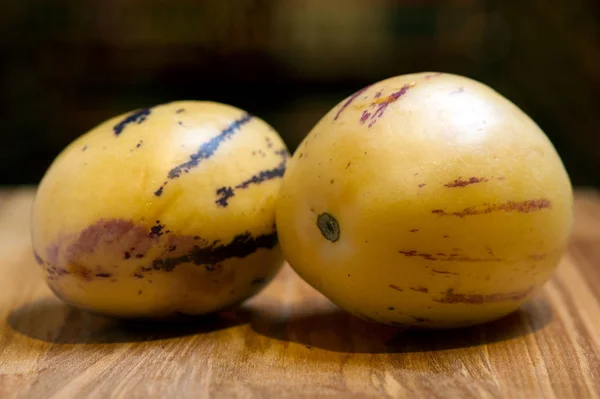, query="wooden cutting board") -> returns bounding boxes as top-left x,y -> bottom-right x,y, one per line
0,187 -> 599,398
